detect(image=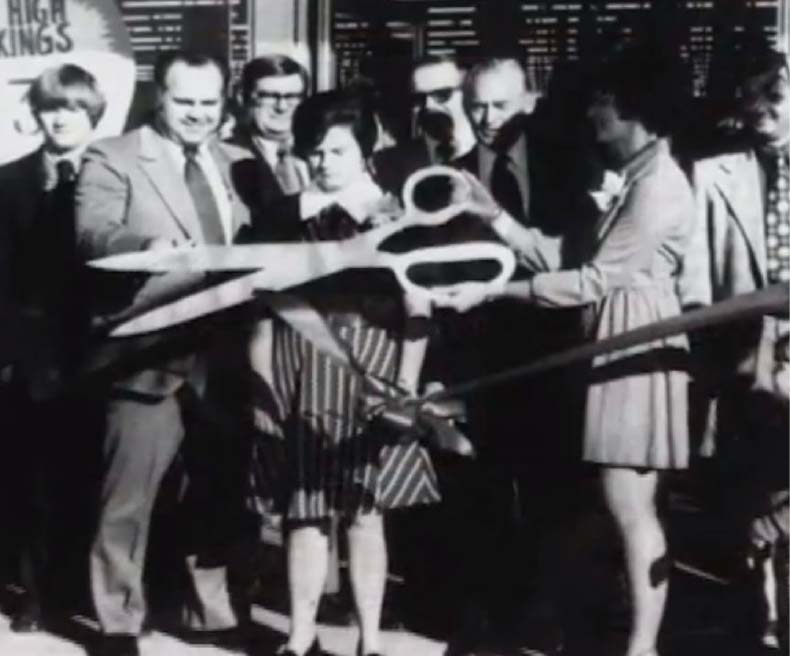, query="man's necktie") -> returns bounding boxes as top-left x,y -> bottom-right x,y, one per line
491,153 -> 525,222
765,150 -> 790,284
435,138 -> 455,165
275,145 -> 304,195
183,146 -> 225,244
55,159 -> 76,187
